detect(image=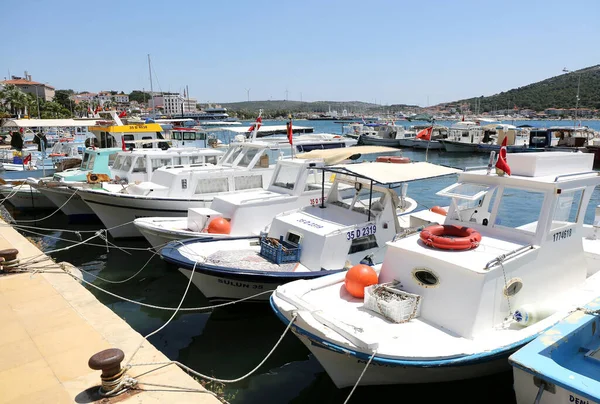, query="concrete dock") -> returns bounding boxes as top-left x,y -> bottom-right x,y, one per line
0,221 -> 221,404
